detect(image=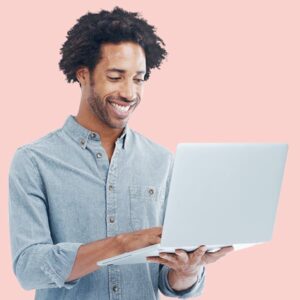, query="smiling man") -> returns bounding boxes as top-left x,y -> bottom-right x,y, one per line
75,41 -> 145,161
9,7 -> 232,300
